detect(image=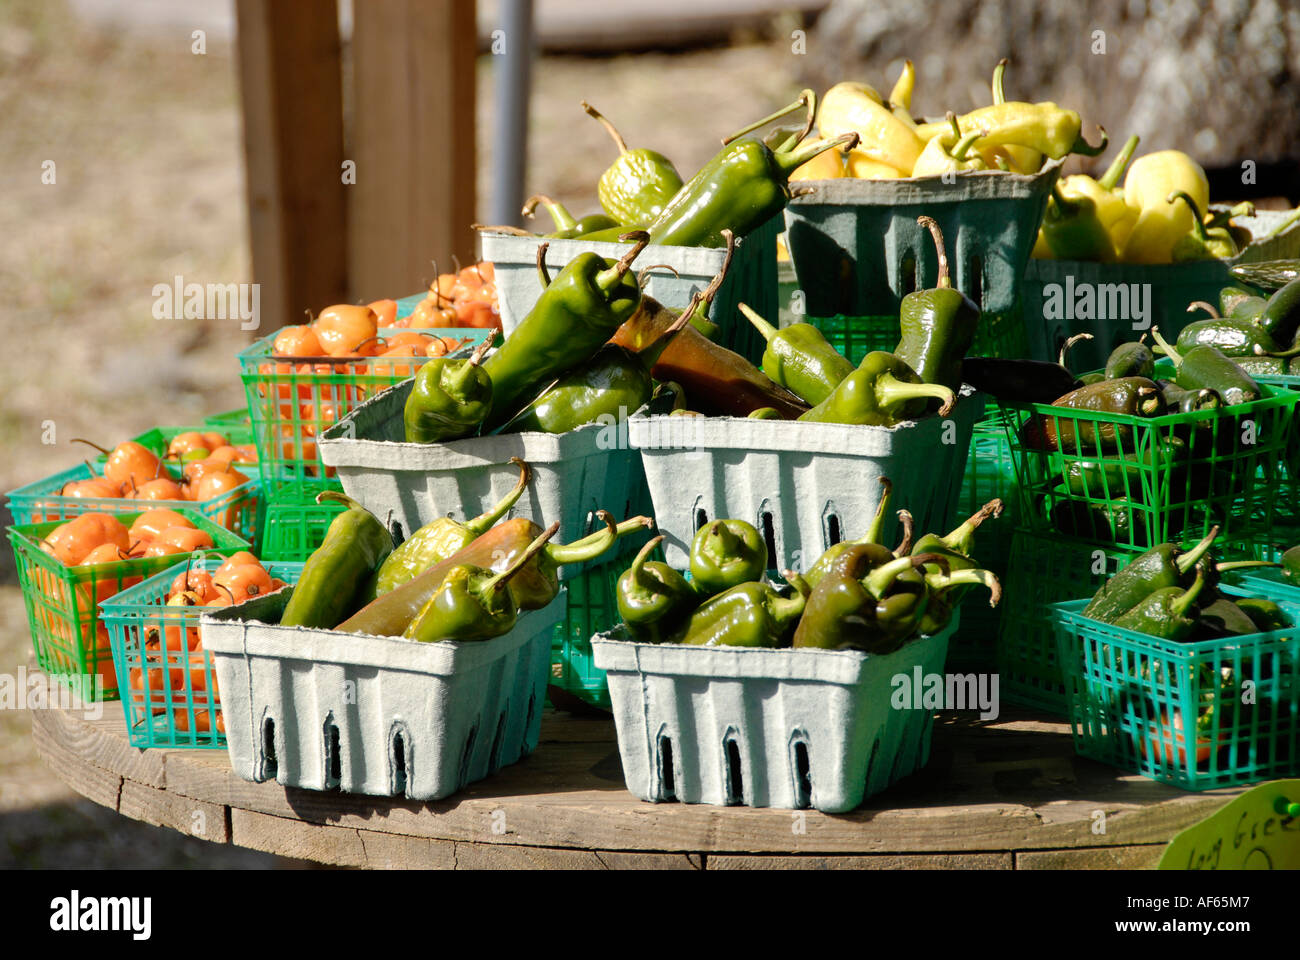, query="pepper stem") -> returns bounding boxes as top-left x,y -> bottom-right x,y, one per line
782,569 -> 811,598
864,553 -> 949,600
536,242 -> 551,290
580,100 -> 629,155
316,491 -> 371,514
1059,332 -> 1095,370
945,111 -> 961,142
1215,560 -> 1279,572
1149,326 -> 1183,367
71,438 -> 111,456
927,568 -> 1002,607
465,458 -> 531,536
698,229 -> 736,307
942,498 -> 1005,553
631,535 -> 665,588
521,194 -> 575,233
773,132 -> 859,177
472,223 -> 535,237
893,510 -> 915,557
1175,525 -> 1220,575
874,371 -> 957,417
770,589 -> 808,629
740,303 -> 778,343
483,522 -> 560,596
1070,125 -> 1109,157
637,297 -> 698,369
702,520 -> 742,563
440,347 -> 489,400
595,232 -> 651,292
548,514 -> 653,565
991,58 -> 1009,106
1187,300 -> 1220,320
637,264 -> 681,290
1099,134 -> 1140,190
889,60 -> 915,112
865,477 -> 893,544
1171,569 -> 1205,619
1168,191 -> 1210,243
916,215 -> 951,290
949,129 -> 983,164
722,90 -> 814,145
